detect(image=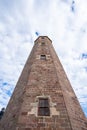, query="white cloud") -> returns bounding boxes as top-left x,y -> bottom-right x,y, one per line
0,0 -> 87,117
